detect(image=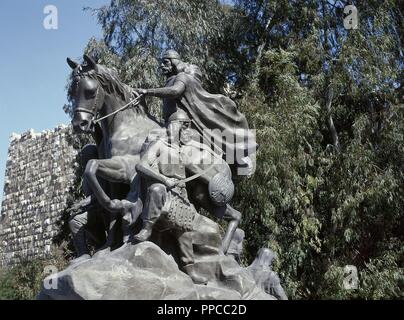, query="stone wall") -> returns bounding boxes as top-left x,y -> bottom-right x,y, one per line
0,125 -> 78,267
